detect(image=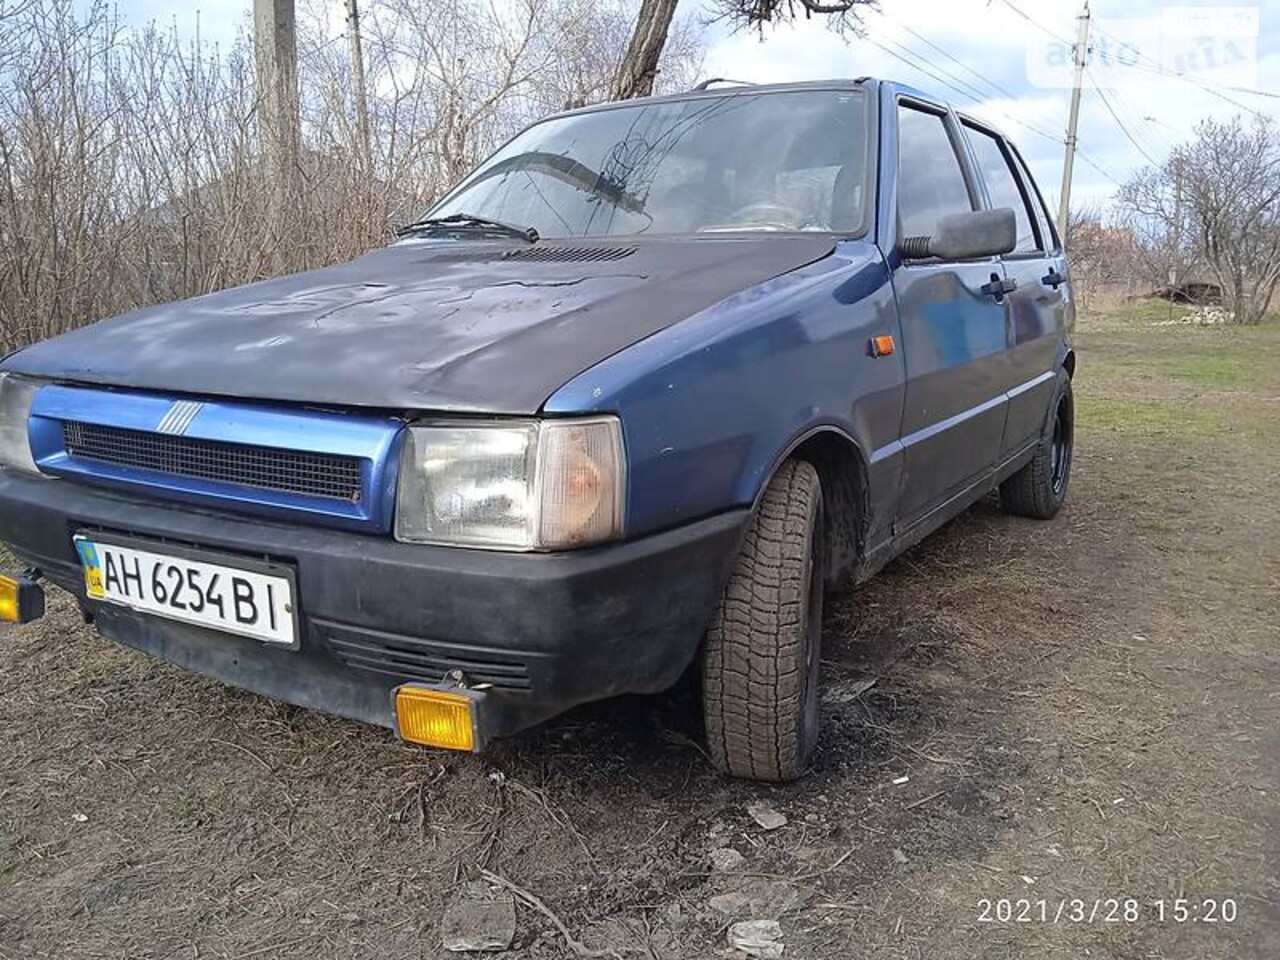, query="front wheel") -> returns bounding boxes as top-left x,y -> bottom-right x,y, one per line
702,459 -> 824,782
1000,373 -> 1074,519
